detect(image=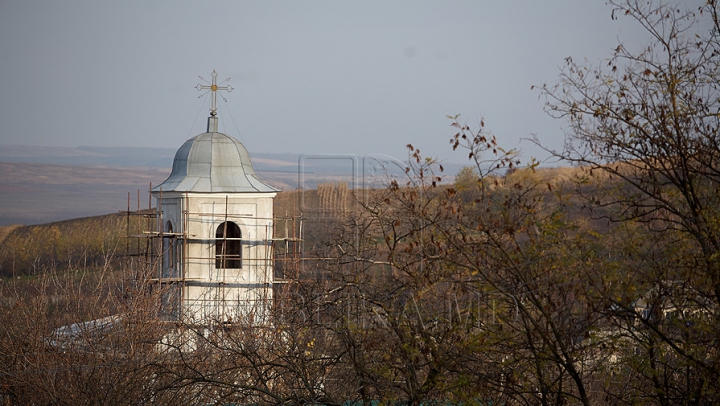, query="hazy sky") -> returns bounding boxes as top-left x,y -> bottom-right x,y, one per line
0,1 -> 655,166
